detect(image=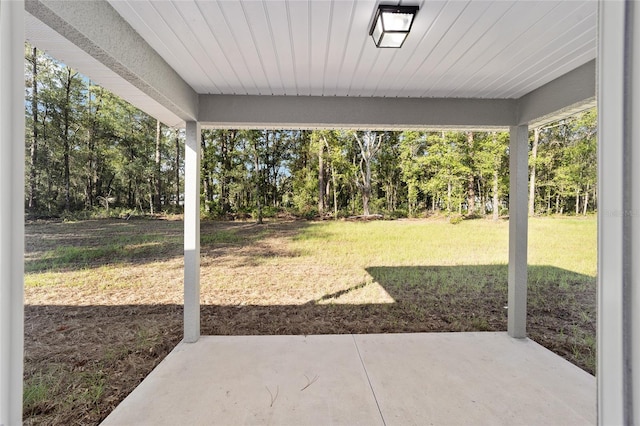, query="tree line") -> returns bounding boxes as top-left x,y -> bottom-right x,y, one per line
24,45 -> 597,220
